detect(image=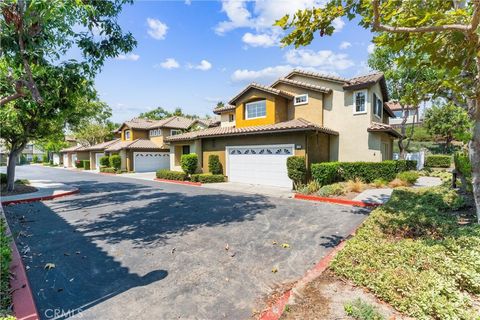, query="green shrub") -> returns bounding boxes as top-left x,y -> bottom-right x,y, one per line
74,160 -> 83,168
311,162 -> 340,185
344,299 -> 385,320
0,218 -> 12,314
20,154 -> 27,164
208,154 -> 223,174
396,171 -> 419,184
296,180 -> 322,194
32,155 -> 38,163
454,151 -> 472,191
317,183 -> 345,197
99,155 -> 110,167
156,169 -> 187,181
83,160 -> 91,170
286,156 -> 306,188
191,173 -> 225,183
395,160 -> 417,171
0,173 -> 6,184
100,167 -> 116,173
425,155 -> 451,168
110,155 -> 121,170
42,154 -> 48,163
180,153 -> 198,175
